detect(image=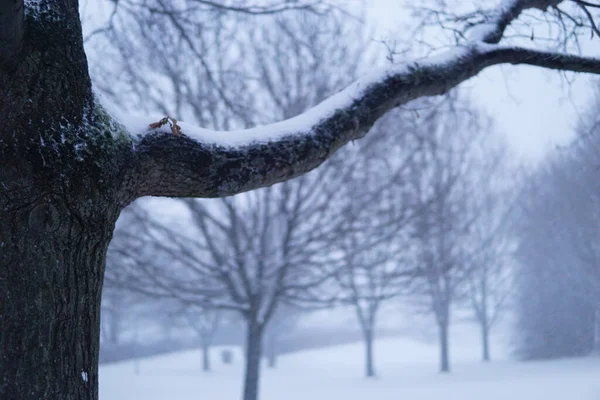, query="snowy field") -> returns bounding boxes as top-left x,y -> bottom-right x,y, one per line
100,332 -> 600,400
